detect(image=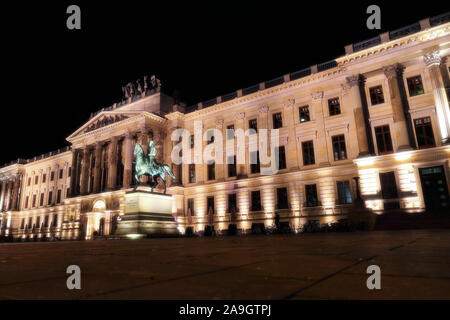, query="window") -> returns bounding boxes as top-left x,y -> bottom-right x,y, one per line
34,176 -> 39,185
207,196 -> 215,214
328,98 -> 341,116
56,189 -> 62,204
42,174 -> 46,183
305,184 -> 319,207
251,191 -> 262,211
50,171 -> 55,181
32,194 -> 37,207
337,181 -> 352,204
407,76 -> 424,96
36,216 -> 41,229
188,164 -> 196,183
27,178 -> 31,186
277,187 -> 289,209
275,146 -> 286,170
227,156 -> 237,177
40,193 -> 44,207
52,214 -> 58,227
332,135 -> 347,161
206,130 -> 215,144
20,219 -> 25,229
227,125 -> 235,140
414,117 -> 435,149
48,191 -> 53,205
228,193 -> 238,213
28,217 -> 32,228
44,215 -> 49,228
190,135 -> 194,149
249,119 -> 258,134
68,167 -> 71,177
250,151 -> 260,174
207,161 -> 215,180
59,169 -> 64,179
379,172 -> 398,199
273,112 -> 283,129
369,86 -> 385,105
67,188 -> 70,197
299,106 -> 310,123
375,125 -> 393,154
187,199 -> 194,216
25,196 -> 29,208
302,141 -> 315,165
